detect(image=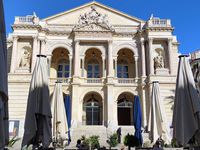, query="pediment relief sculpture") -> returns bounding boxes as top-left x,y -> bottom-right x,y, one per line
73,6 -> 115,32
19,46 -> 32,68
